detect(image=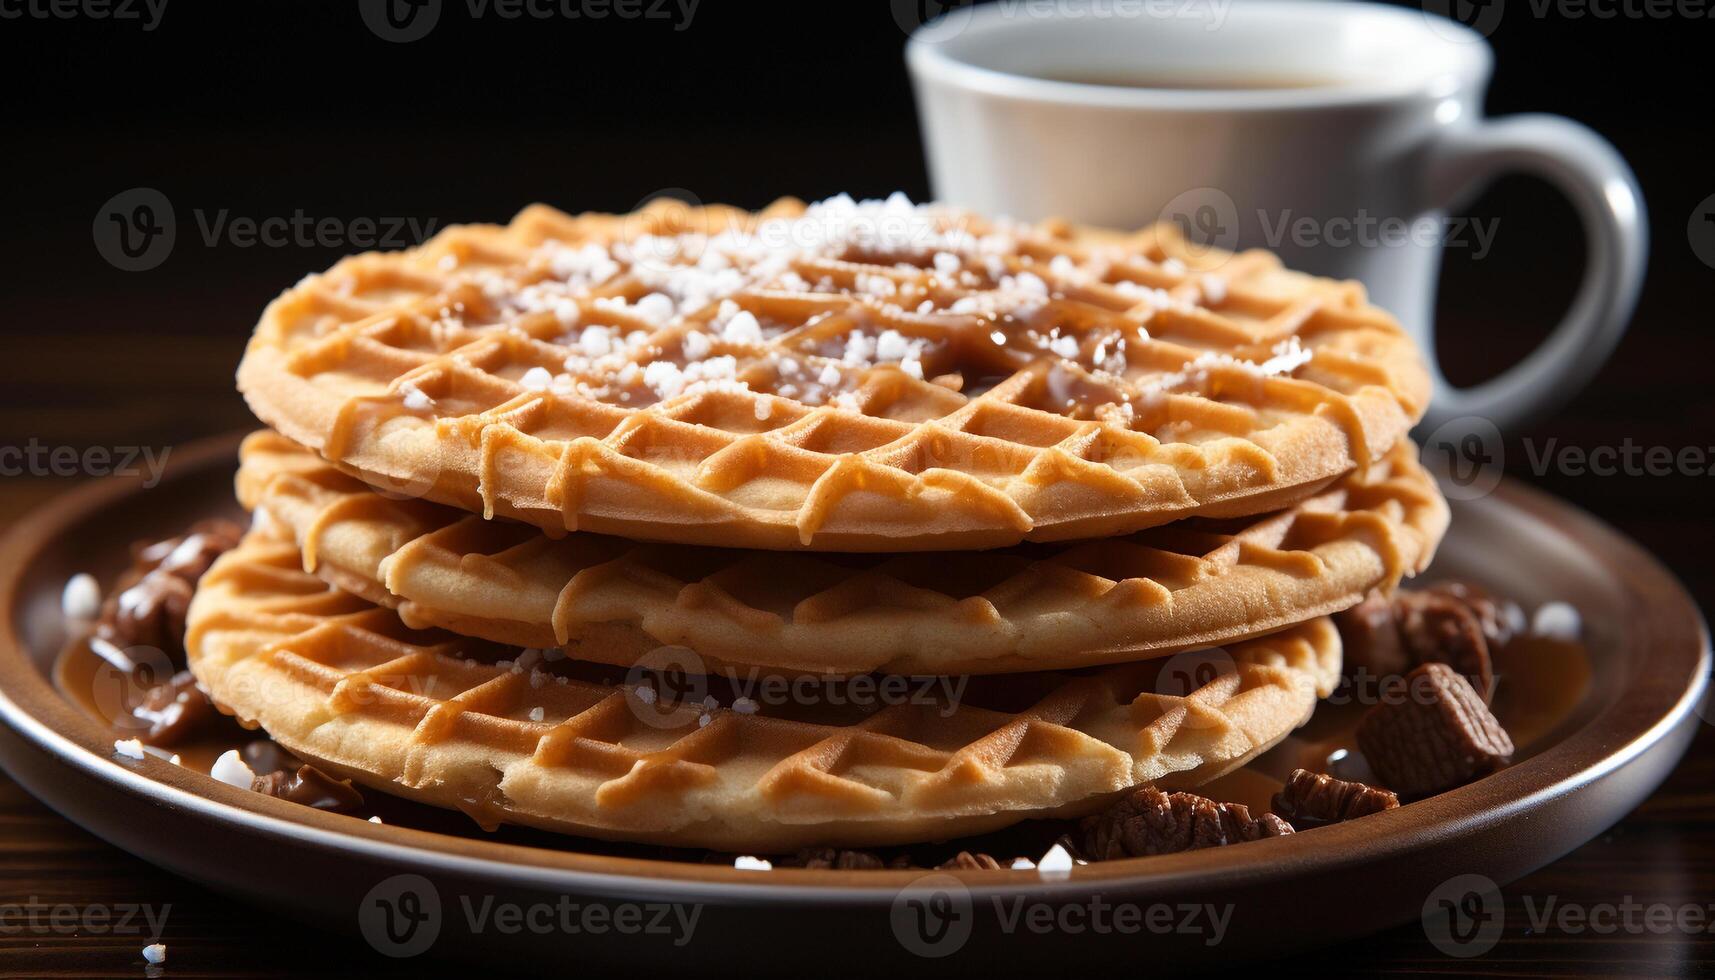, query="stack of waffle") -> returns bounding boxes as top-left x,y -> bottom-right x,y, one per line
189,194 -> 1446,852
